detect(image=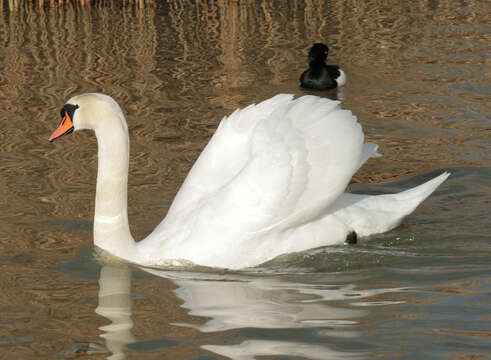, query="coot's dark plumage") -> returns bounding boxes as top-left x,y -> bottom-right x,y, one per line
300,43 -> 346,90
